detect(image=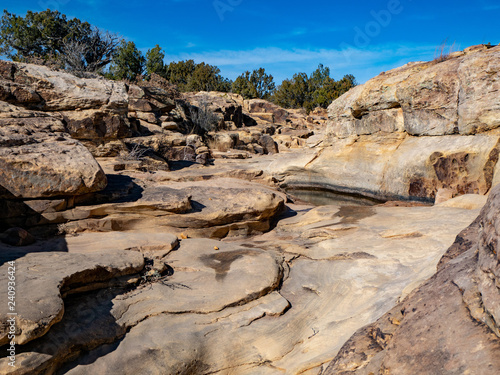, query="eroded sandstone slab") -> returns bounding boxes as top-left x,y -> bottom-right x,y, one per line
0,239 -> 284,374
324,186 -> 500,374
0,250 -> 144,346
23,196 -> 481,375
